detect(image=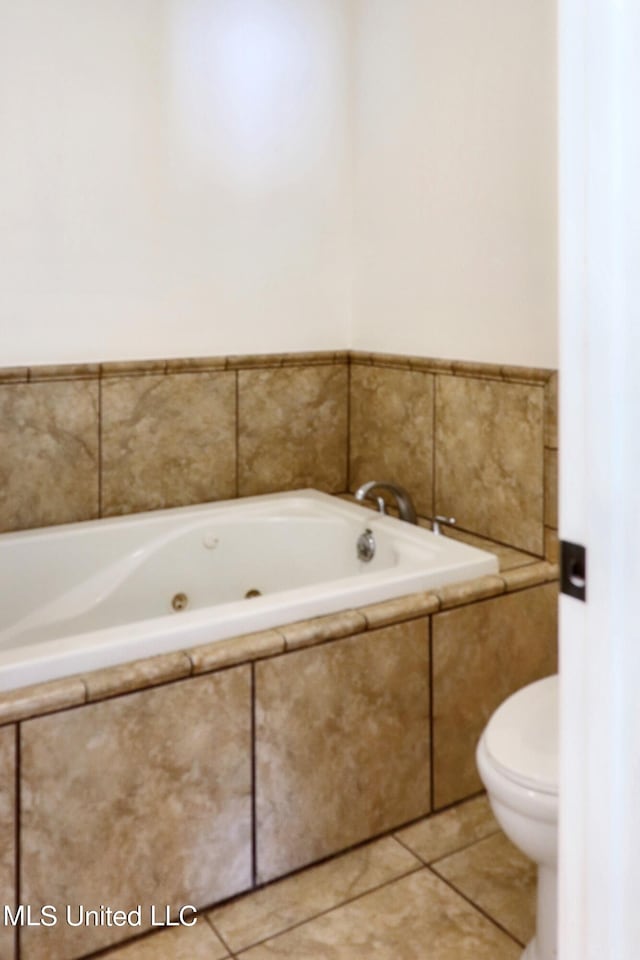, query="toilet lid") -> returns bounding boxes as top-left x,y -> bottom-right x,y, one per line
484,674 -> 558,795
